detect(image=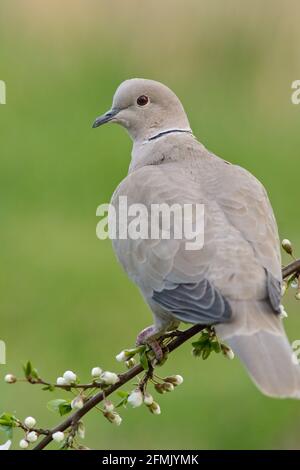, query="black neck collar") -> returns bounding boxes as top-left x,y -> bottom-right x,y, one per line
148,128 -> 192,142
